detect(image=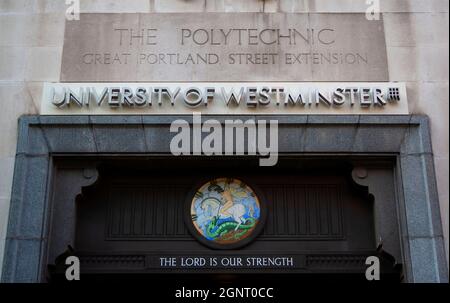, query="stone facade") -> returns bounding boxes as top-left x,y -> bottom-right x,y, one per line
0,0 -> 448,280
